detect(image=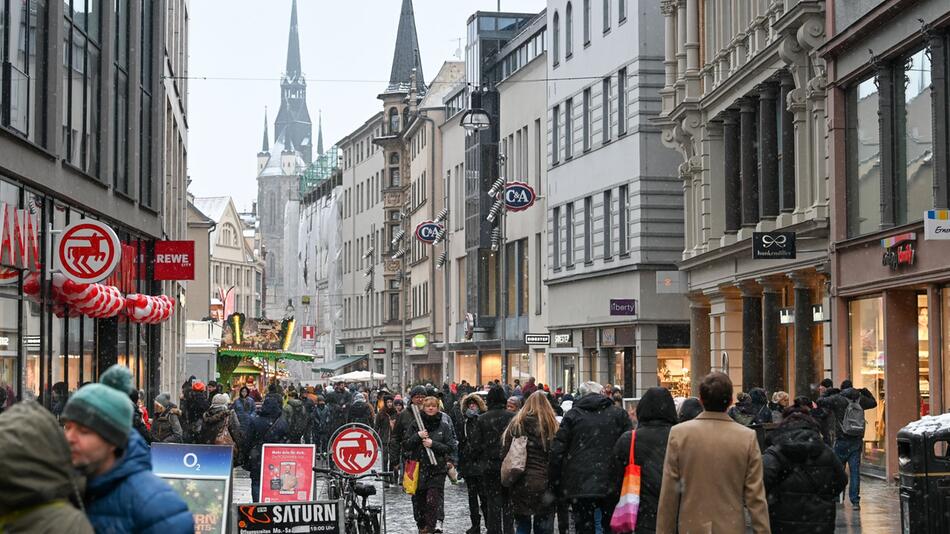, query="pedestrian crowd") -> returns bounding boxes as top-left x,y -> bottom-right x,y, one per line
0,367 -> 878,534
